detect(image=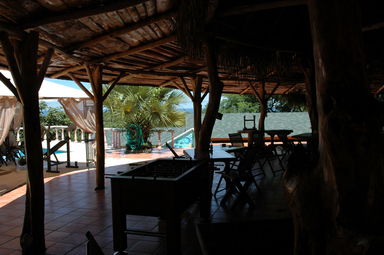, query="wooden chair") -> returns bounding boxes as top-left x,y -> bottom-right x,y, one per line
213,133 -> 245,197
228,133 -> 244,147
165,142 -> 188,159
219,148 -> 264,209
